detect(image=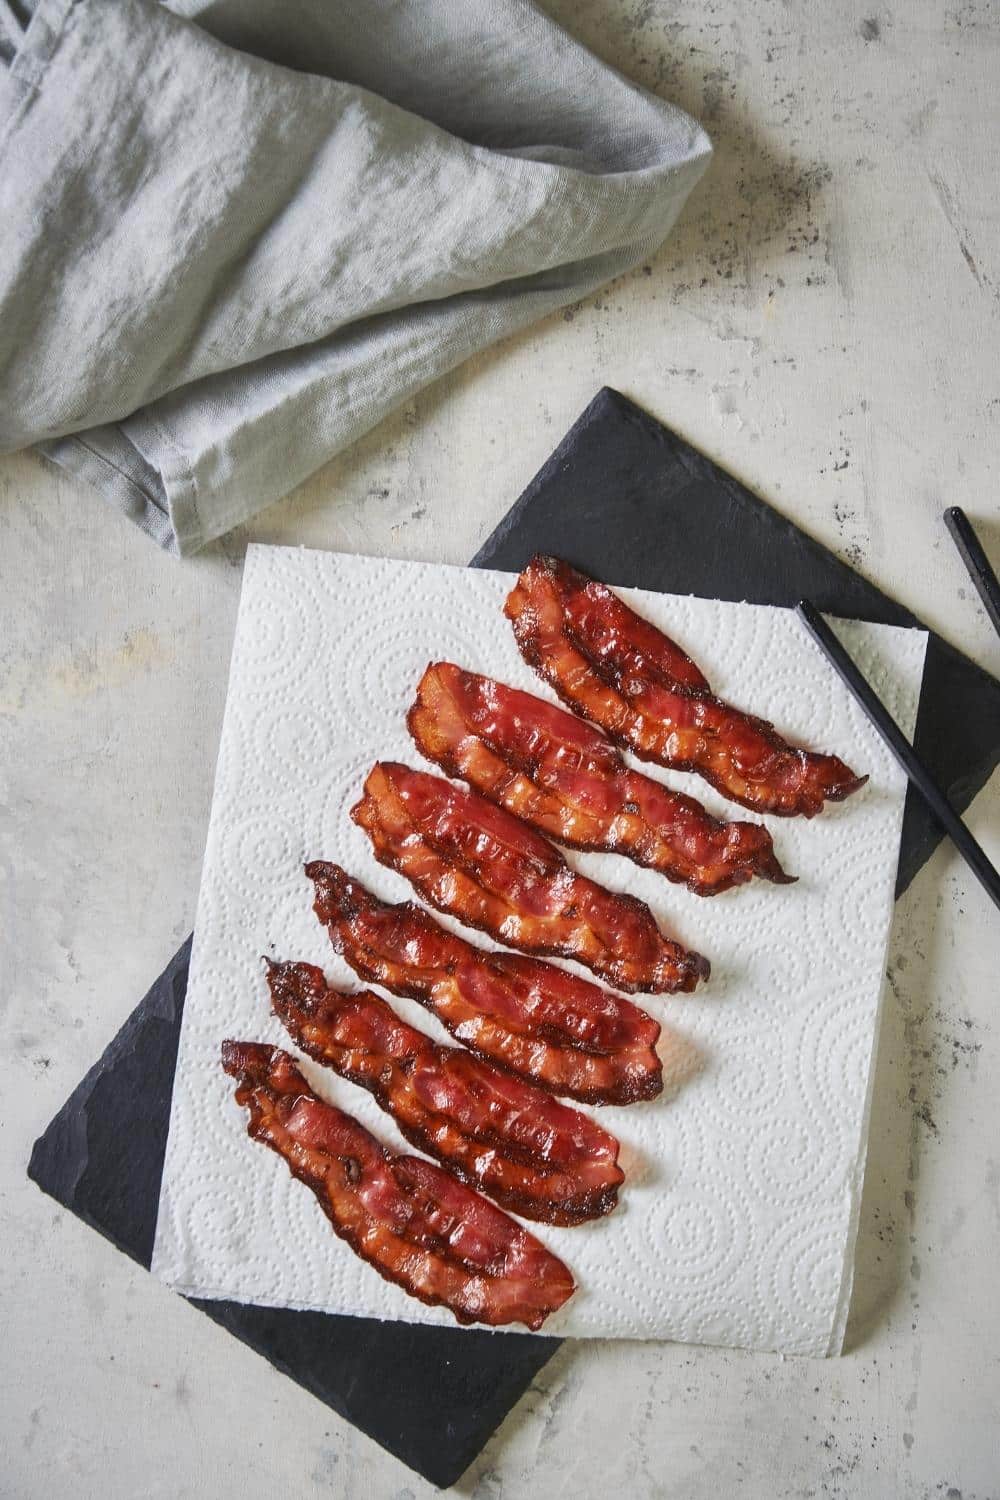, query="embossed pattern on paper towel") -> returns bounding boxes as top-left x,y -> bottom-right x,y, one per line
152,546 -> 927,1356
